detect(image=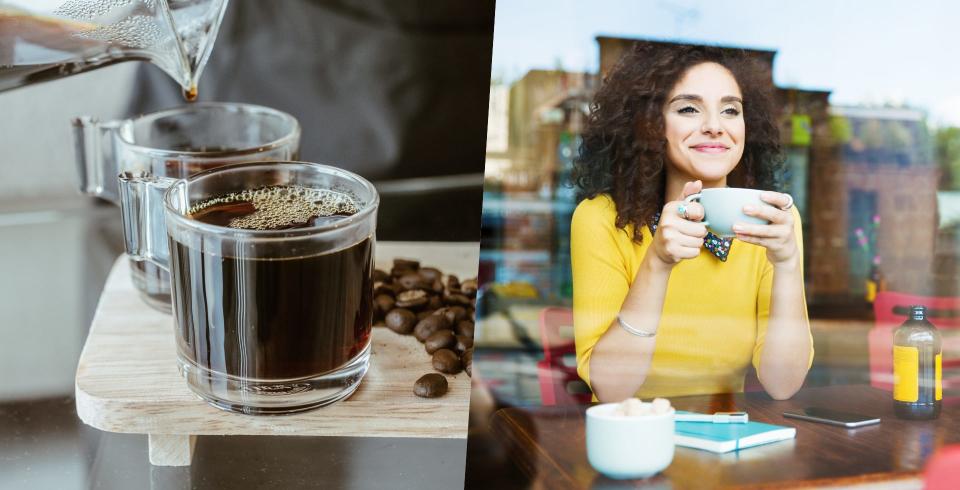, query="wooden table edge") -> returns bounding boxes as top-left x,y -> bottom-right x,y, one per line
74,382 -> 468,439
